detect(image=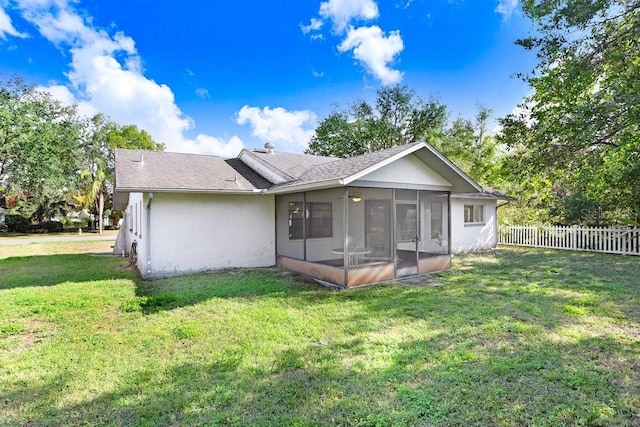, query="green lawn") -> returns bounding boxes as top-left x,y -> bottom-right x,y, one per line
1,243 -> 639,426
